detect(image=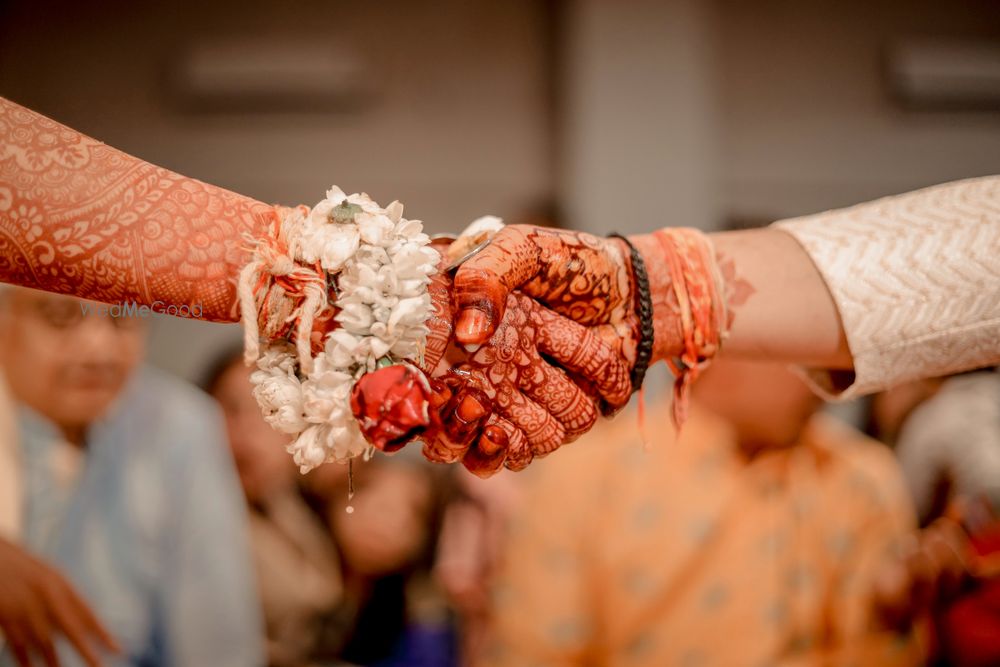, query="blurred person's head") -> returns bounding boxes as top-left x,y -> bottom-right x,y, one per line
694,357 -> 822,453
0,287 -> 146,444
330,460 -> 434,578
866,378 -> 943,445
204,348 -> 297,506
